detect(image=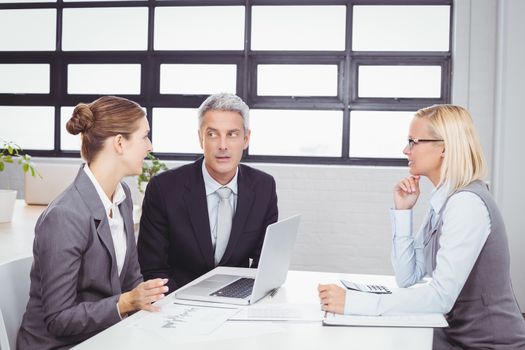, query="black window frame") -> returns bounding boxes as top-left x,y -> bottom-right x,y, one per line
0,0 -> 453,166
